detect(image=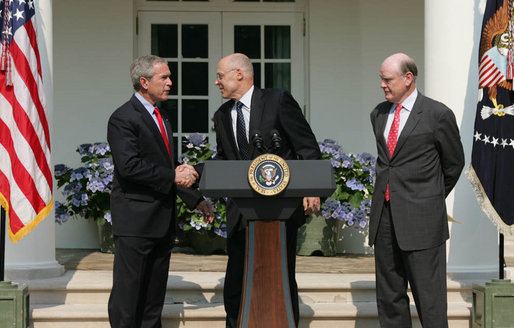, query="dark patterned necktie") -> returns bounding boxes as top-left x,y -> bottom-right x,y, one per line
385,104 -> 402,201
236,101 -> 250,160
